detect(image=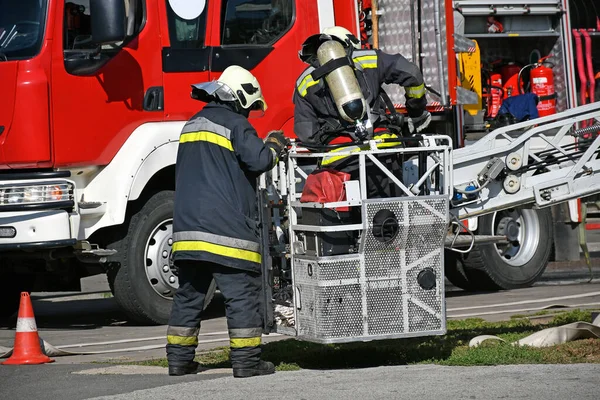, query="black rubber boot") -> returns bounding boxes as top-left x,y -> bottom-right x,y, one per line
233,360 -> 275,378
168,361 -> 202,376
